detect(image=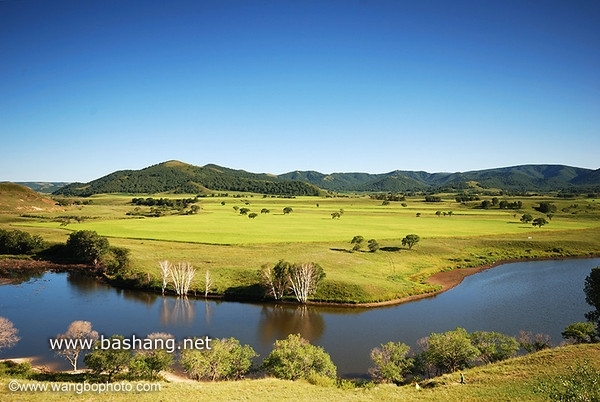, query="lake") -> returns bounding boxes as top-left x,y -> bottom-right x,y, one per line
1,257 -> 598,377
